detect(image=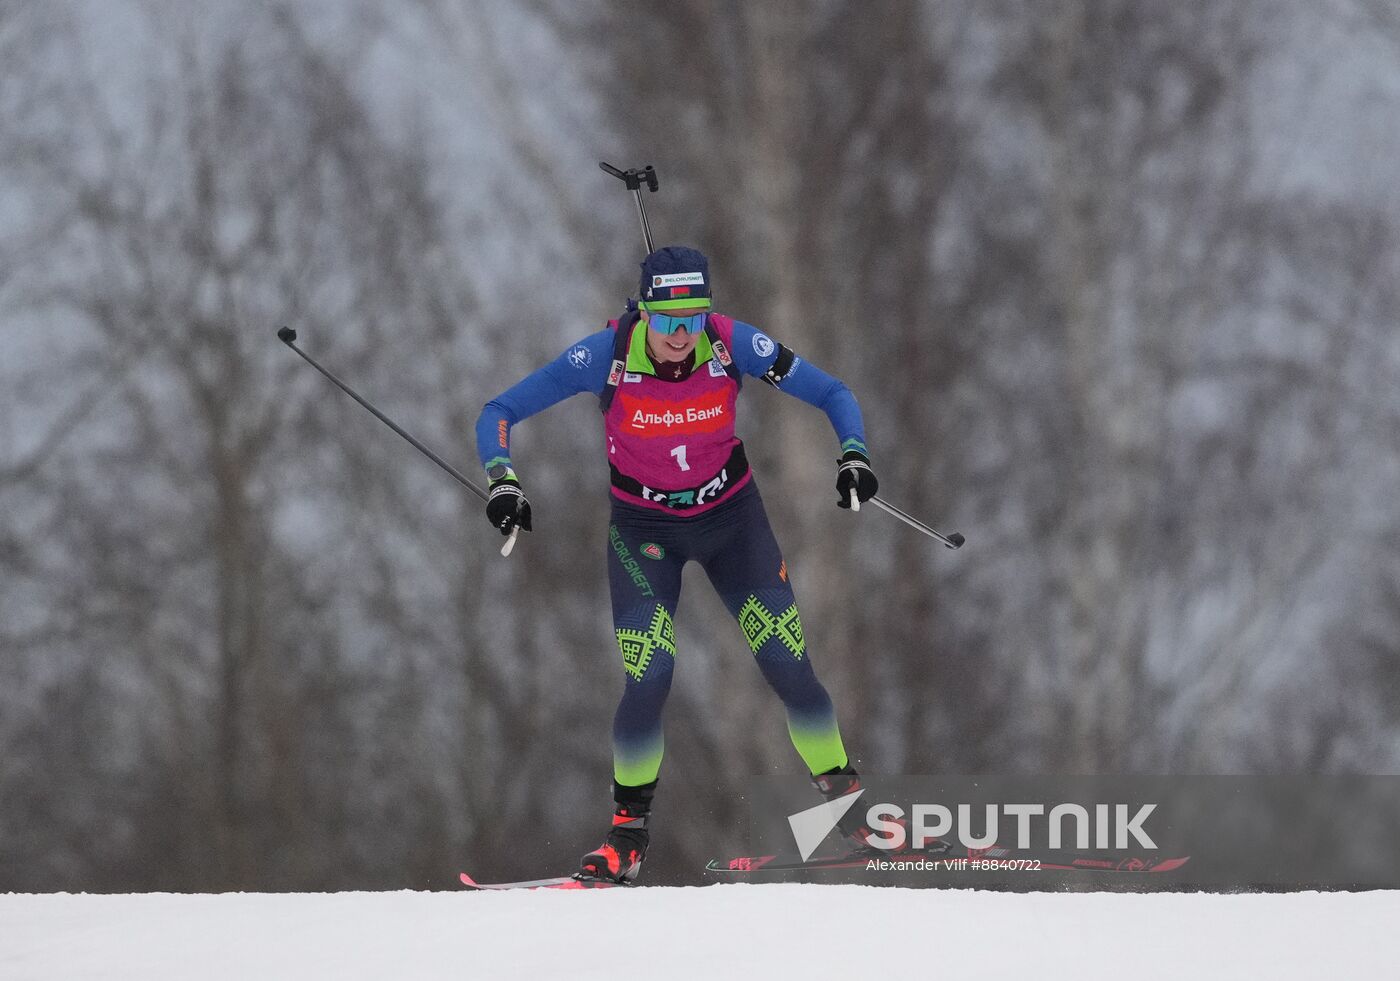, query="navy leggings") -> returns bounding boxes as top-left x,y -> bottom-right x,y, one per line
606,480 -> 848,786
